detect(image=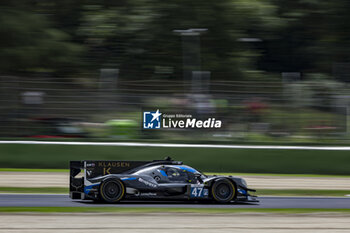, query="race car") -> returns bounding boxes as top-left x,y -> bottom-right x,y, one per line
70,157 -> 258,203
